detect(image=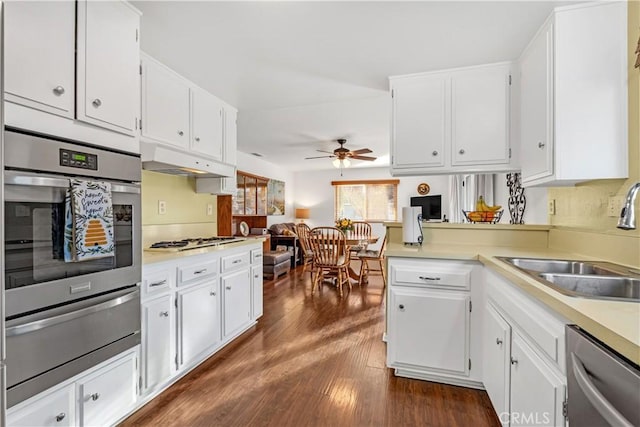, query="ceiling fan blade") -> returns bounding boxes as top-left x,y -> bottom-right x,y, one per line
350,148 -> 372,155
316,149 -> 335,154
351,155 -> 377,161
305,155 -> 335,160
